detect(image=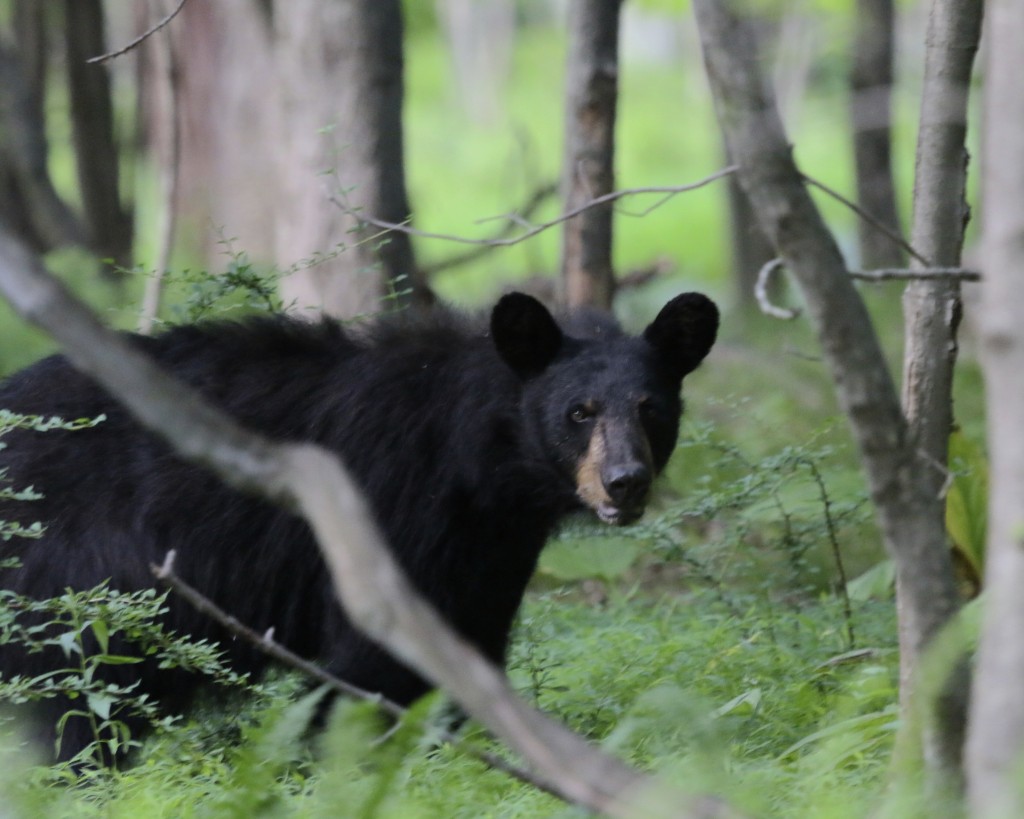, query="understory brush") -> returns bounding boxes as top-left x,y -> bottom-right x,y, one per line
0,408 -> 908,817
